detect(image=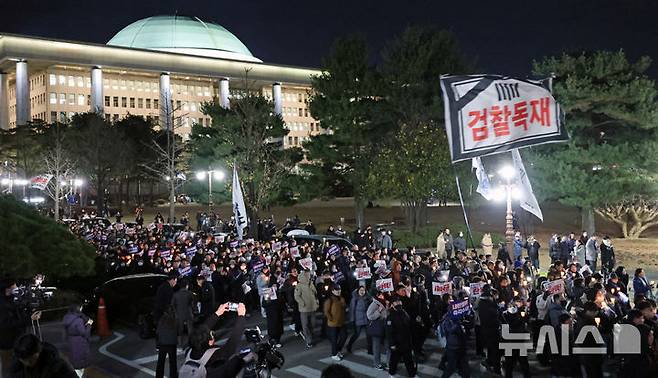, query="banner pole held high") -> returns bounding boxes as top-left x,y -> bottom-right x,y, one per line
454,172 -> 475,250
